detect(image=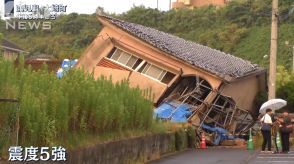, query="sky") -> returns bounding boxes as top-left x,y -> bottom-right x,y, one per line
1,0 -> 175,16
